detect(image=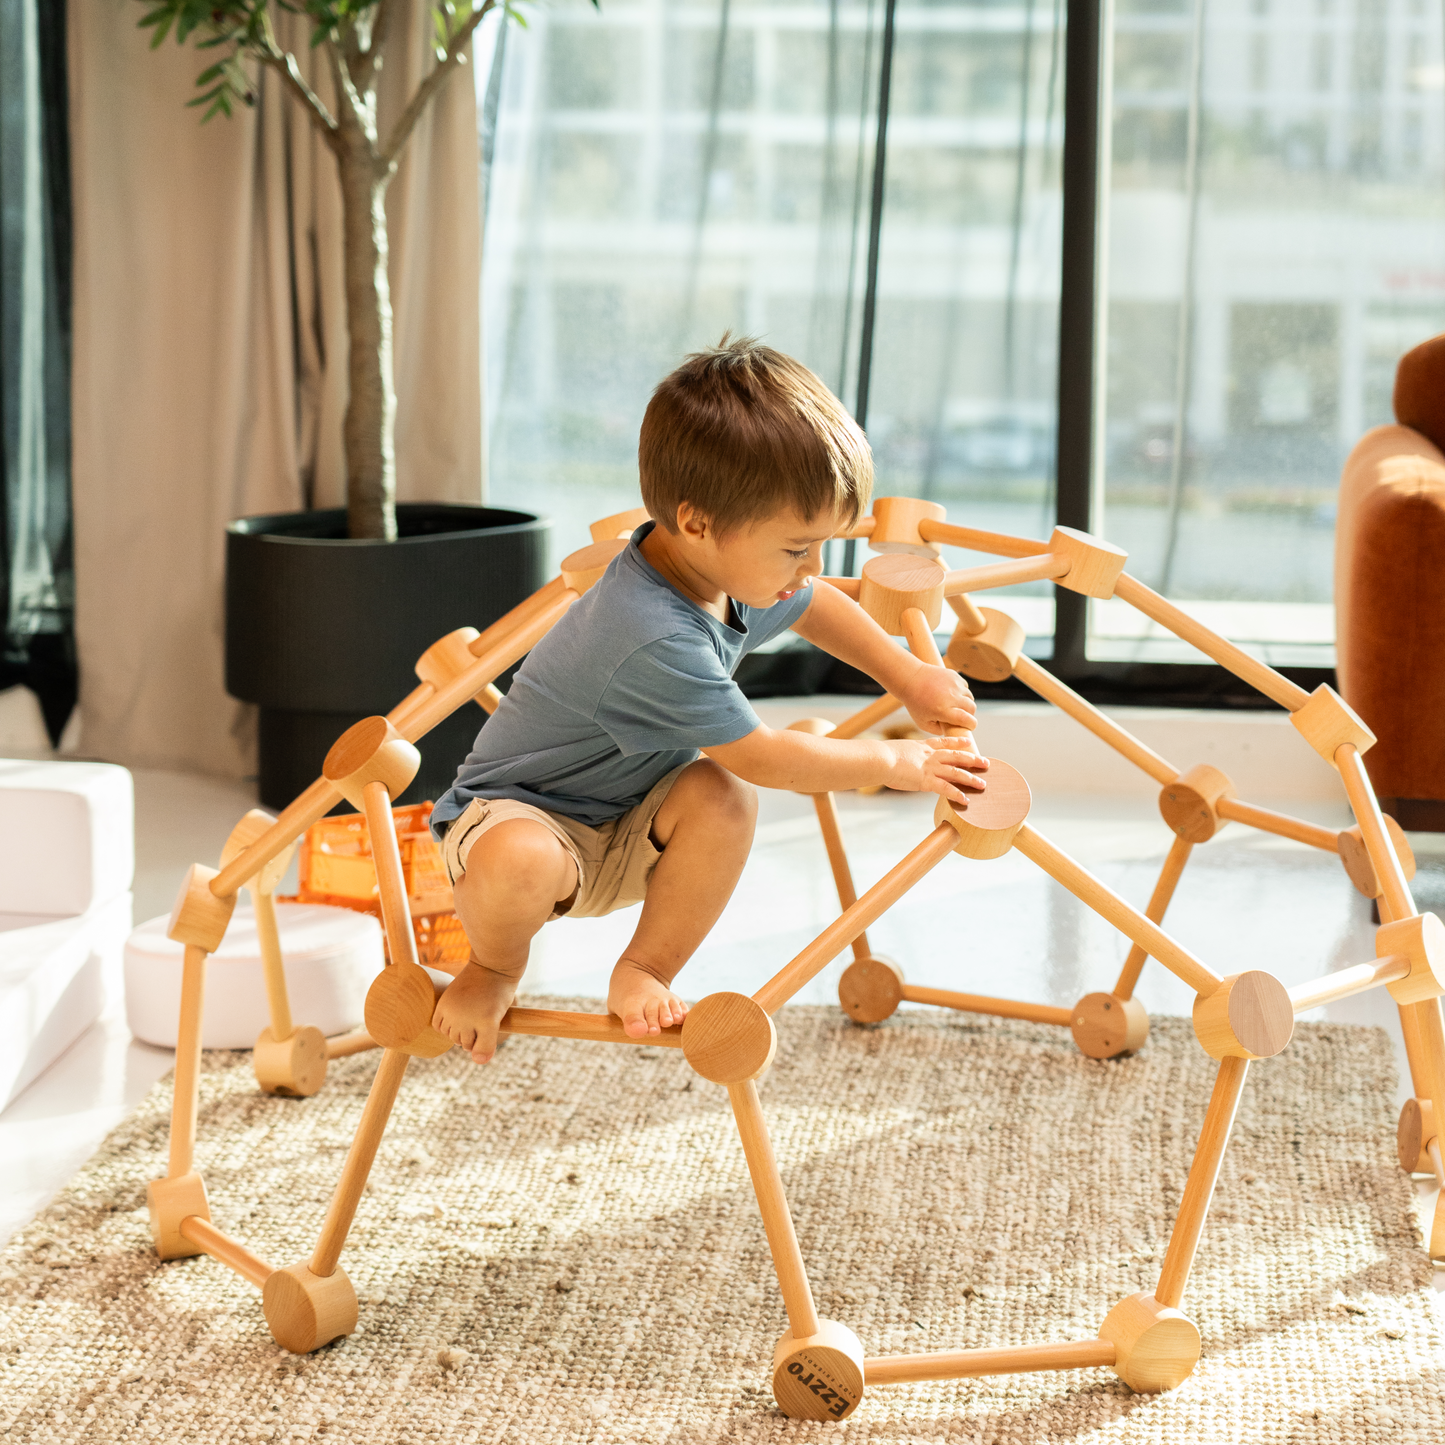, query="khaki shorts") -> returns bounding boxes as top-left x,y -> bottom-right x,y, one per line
439,765 -> 688,920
